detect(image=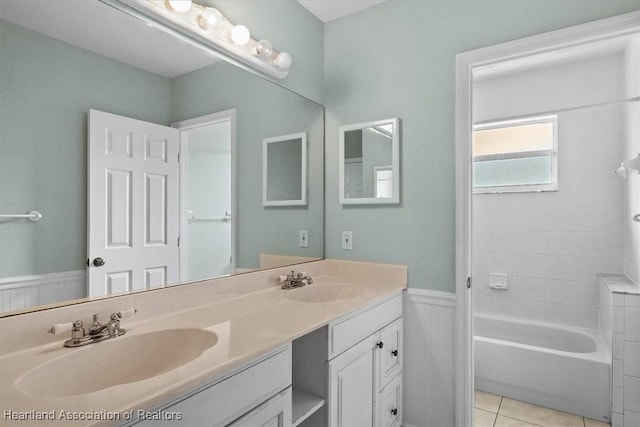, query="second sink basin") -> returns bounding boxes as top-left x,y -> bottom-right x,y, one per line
16,328 -> 218,397
285,282 -> 365,303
